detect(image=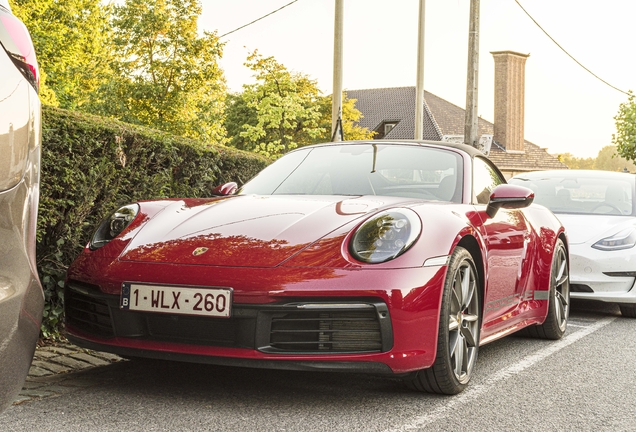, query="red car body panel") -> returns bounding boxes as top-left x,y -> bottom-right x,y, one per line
67,263 -> 446,373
